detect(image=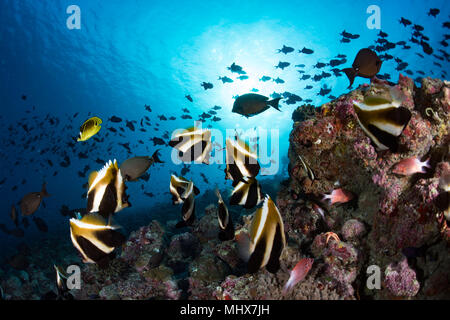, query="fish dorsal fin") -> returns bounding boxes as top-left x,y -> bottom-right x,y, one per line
88,160 -> 116,192
80,212 -> 107,226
